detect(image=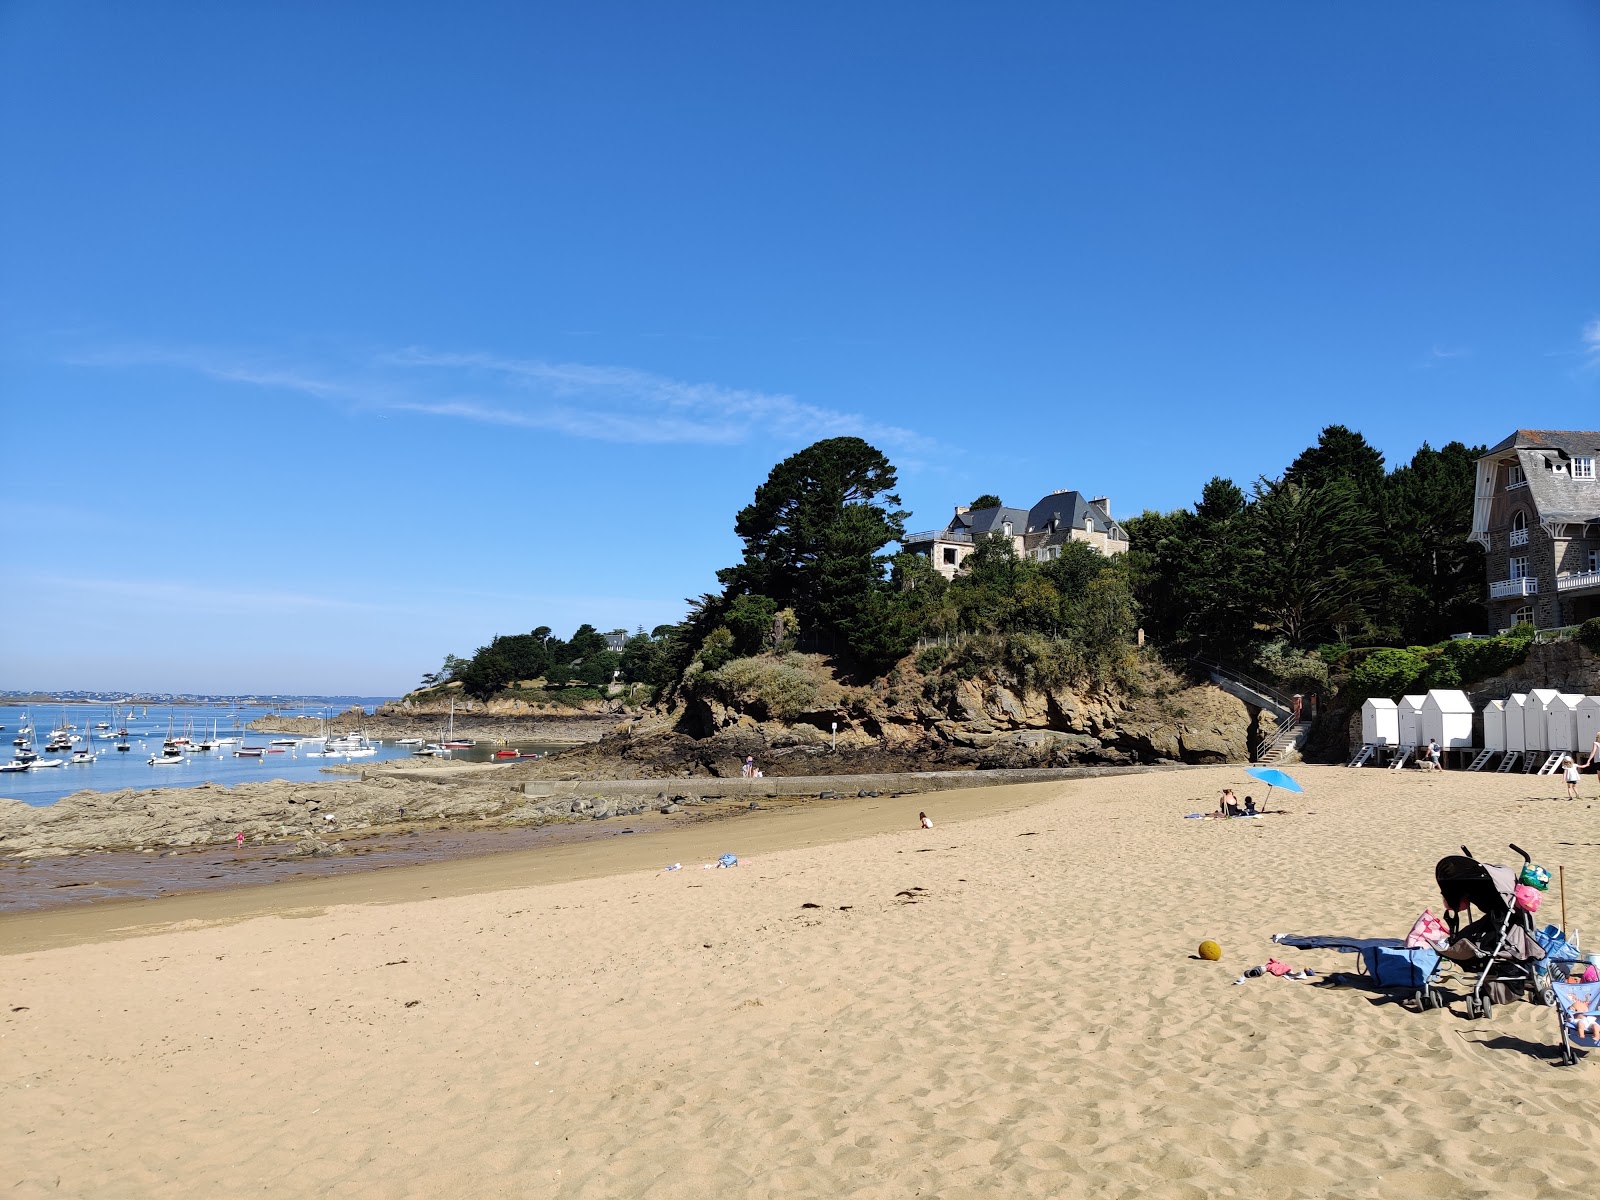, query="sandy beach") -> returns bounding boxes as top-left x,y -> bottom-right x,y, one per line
4,764 -> 1597,1198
